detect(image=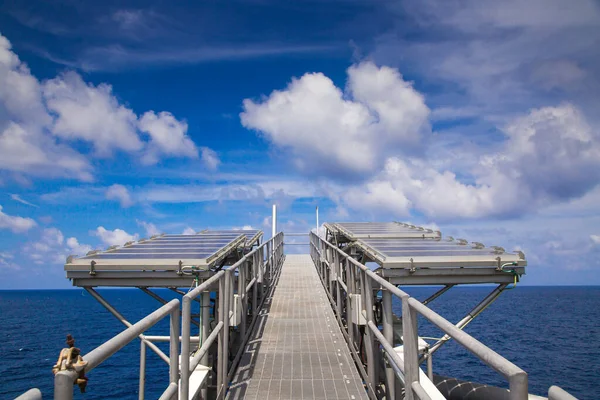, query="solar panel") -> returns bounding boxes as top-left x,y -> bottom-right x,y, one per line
79,253 -> 215,259
333,222 -> 440,239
